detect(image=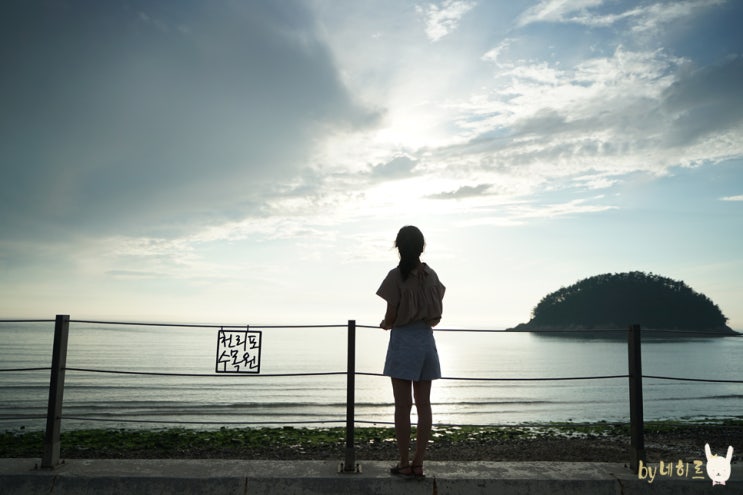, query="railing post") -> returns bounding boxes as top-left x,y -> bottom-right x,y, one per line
342,319 -> 359,473
42,314 -> 70,469
628,323 -> 646,472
